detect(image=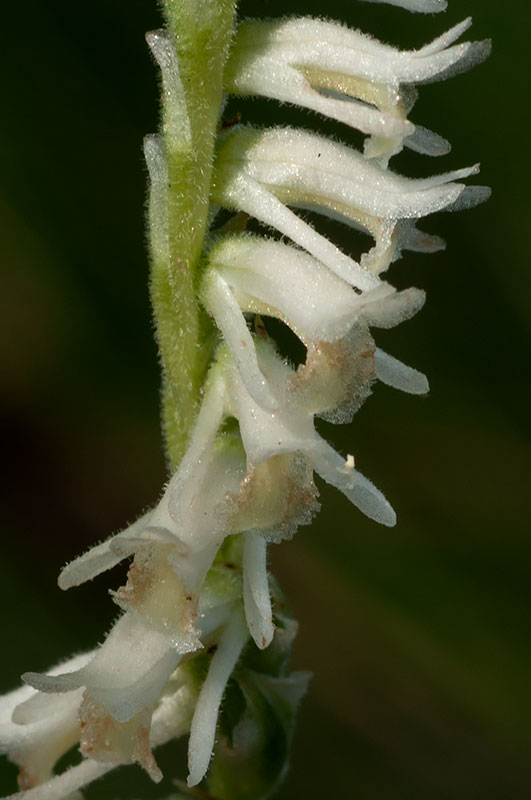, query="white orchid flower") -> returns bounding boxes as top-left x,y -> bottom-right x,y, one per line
226,17 -> 490,159
202,234 -> 425,344
213,126 -> 489,275
0,0 -> 490,796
